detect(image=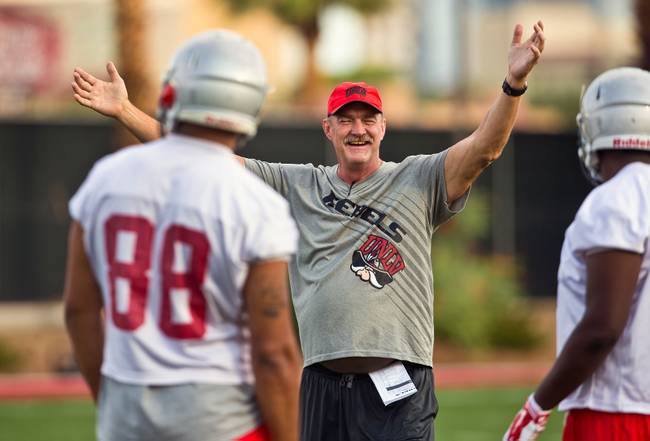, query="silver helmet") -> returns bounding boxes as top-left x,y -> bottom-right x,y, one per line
577,67 -> 650,184
157,29 -> 268,138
